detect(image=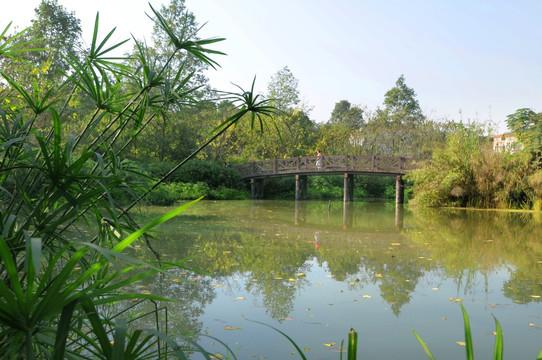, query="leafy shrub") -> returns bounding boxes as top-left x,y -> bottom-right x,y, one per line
208,186 -> 249,200
170,159 -> 244,189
